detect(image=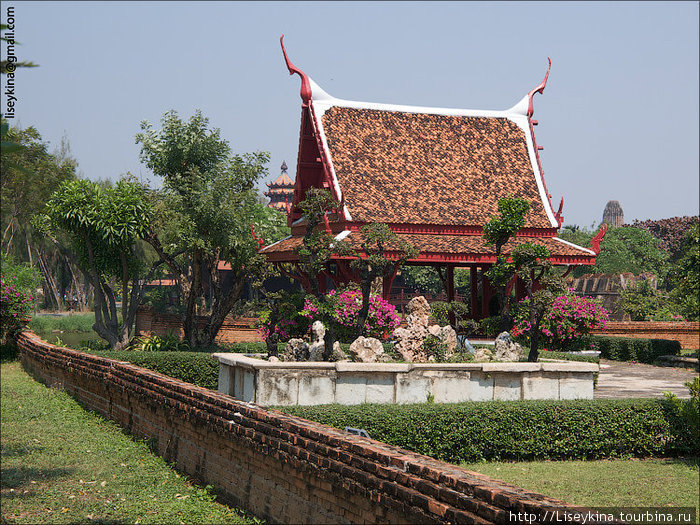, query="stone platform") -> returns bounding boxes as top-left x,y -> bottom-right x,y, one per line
214,354 -> 598,406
